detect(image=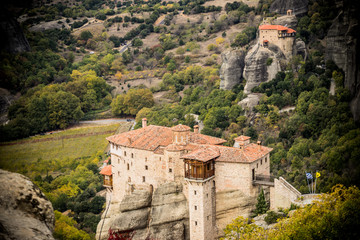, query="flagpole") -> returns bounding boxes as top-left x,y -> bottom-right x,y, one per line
305,171 -> 311,193
312,171 -> 314,194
